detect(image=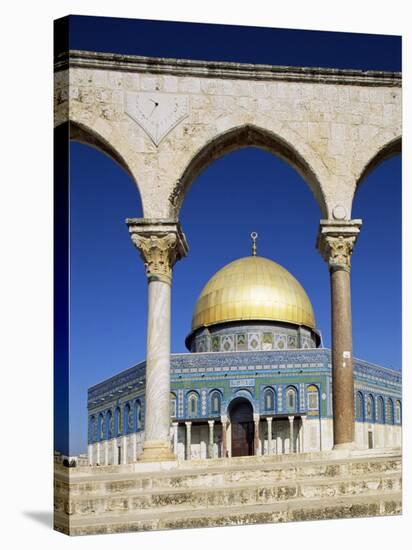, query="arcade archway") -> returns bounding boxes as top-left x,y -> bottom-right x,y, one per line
228,397 -> 255,457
